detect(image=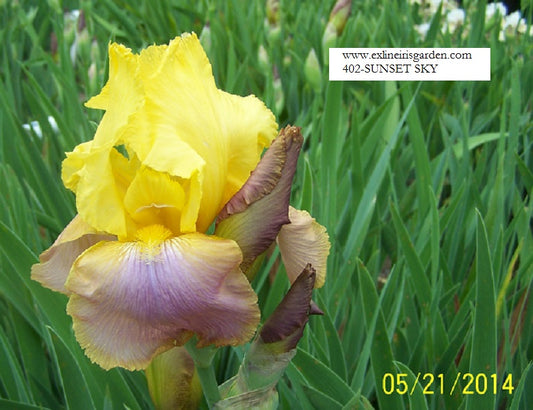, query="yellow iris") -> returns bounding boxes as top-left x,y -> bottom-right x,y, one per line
31,33 -> 330,371
63,33 -> 277,241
